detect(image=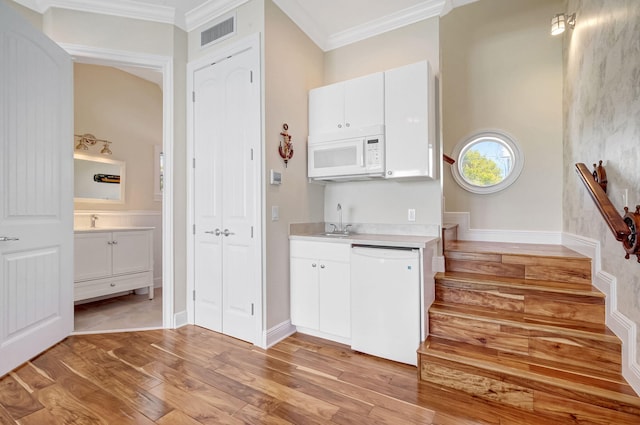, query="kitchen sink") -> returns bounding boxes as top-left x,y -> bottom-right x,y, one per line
320,232 -> 351,238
